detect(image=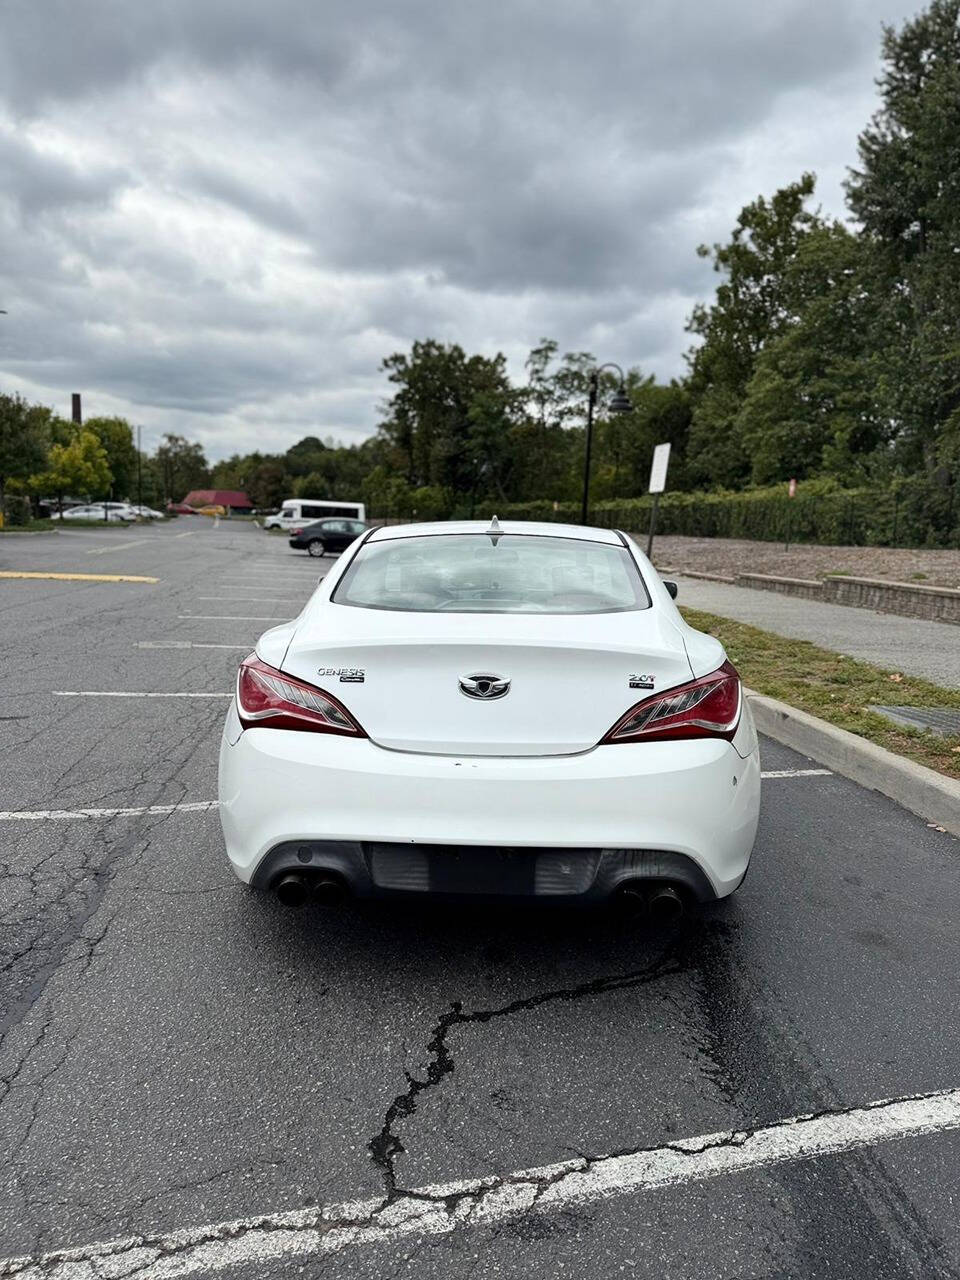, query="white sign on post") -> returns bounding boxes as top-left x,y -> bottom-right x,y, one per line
648,442 -> 671,494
